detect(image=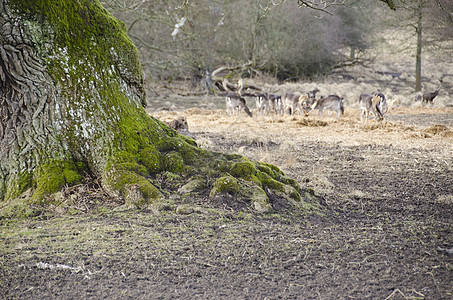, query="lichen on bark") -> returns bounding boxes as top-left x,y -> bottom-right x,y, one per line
0,0 -> 321,215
